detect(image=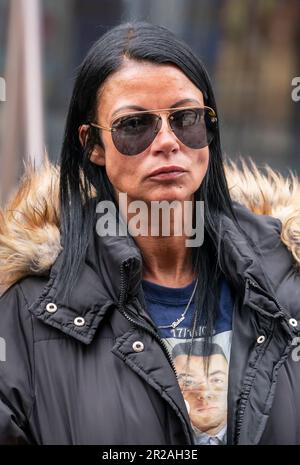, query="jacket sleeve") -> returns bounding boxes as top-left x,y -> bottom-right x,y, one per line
0,284 -> 35,444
